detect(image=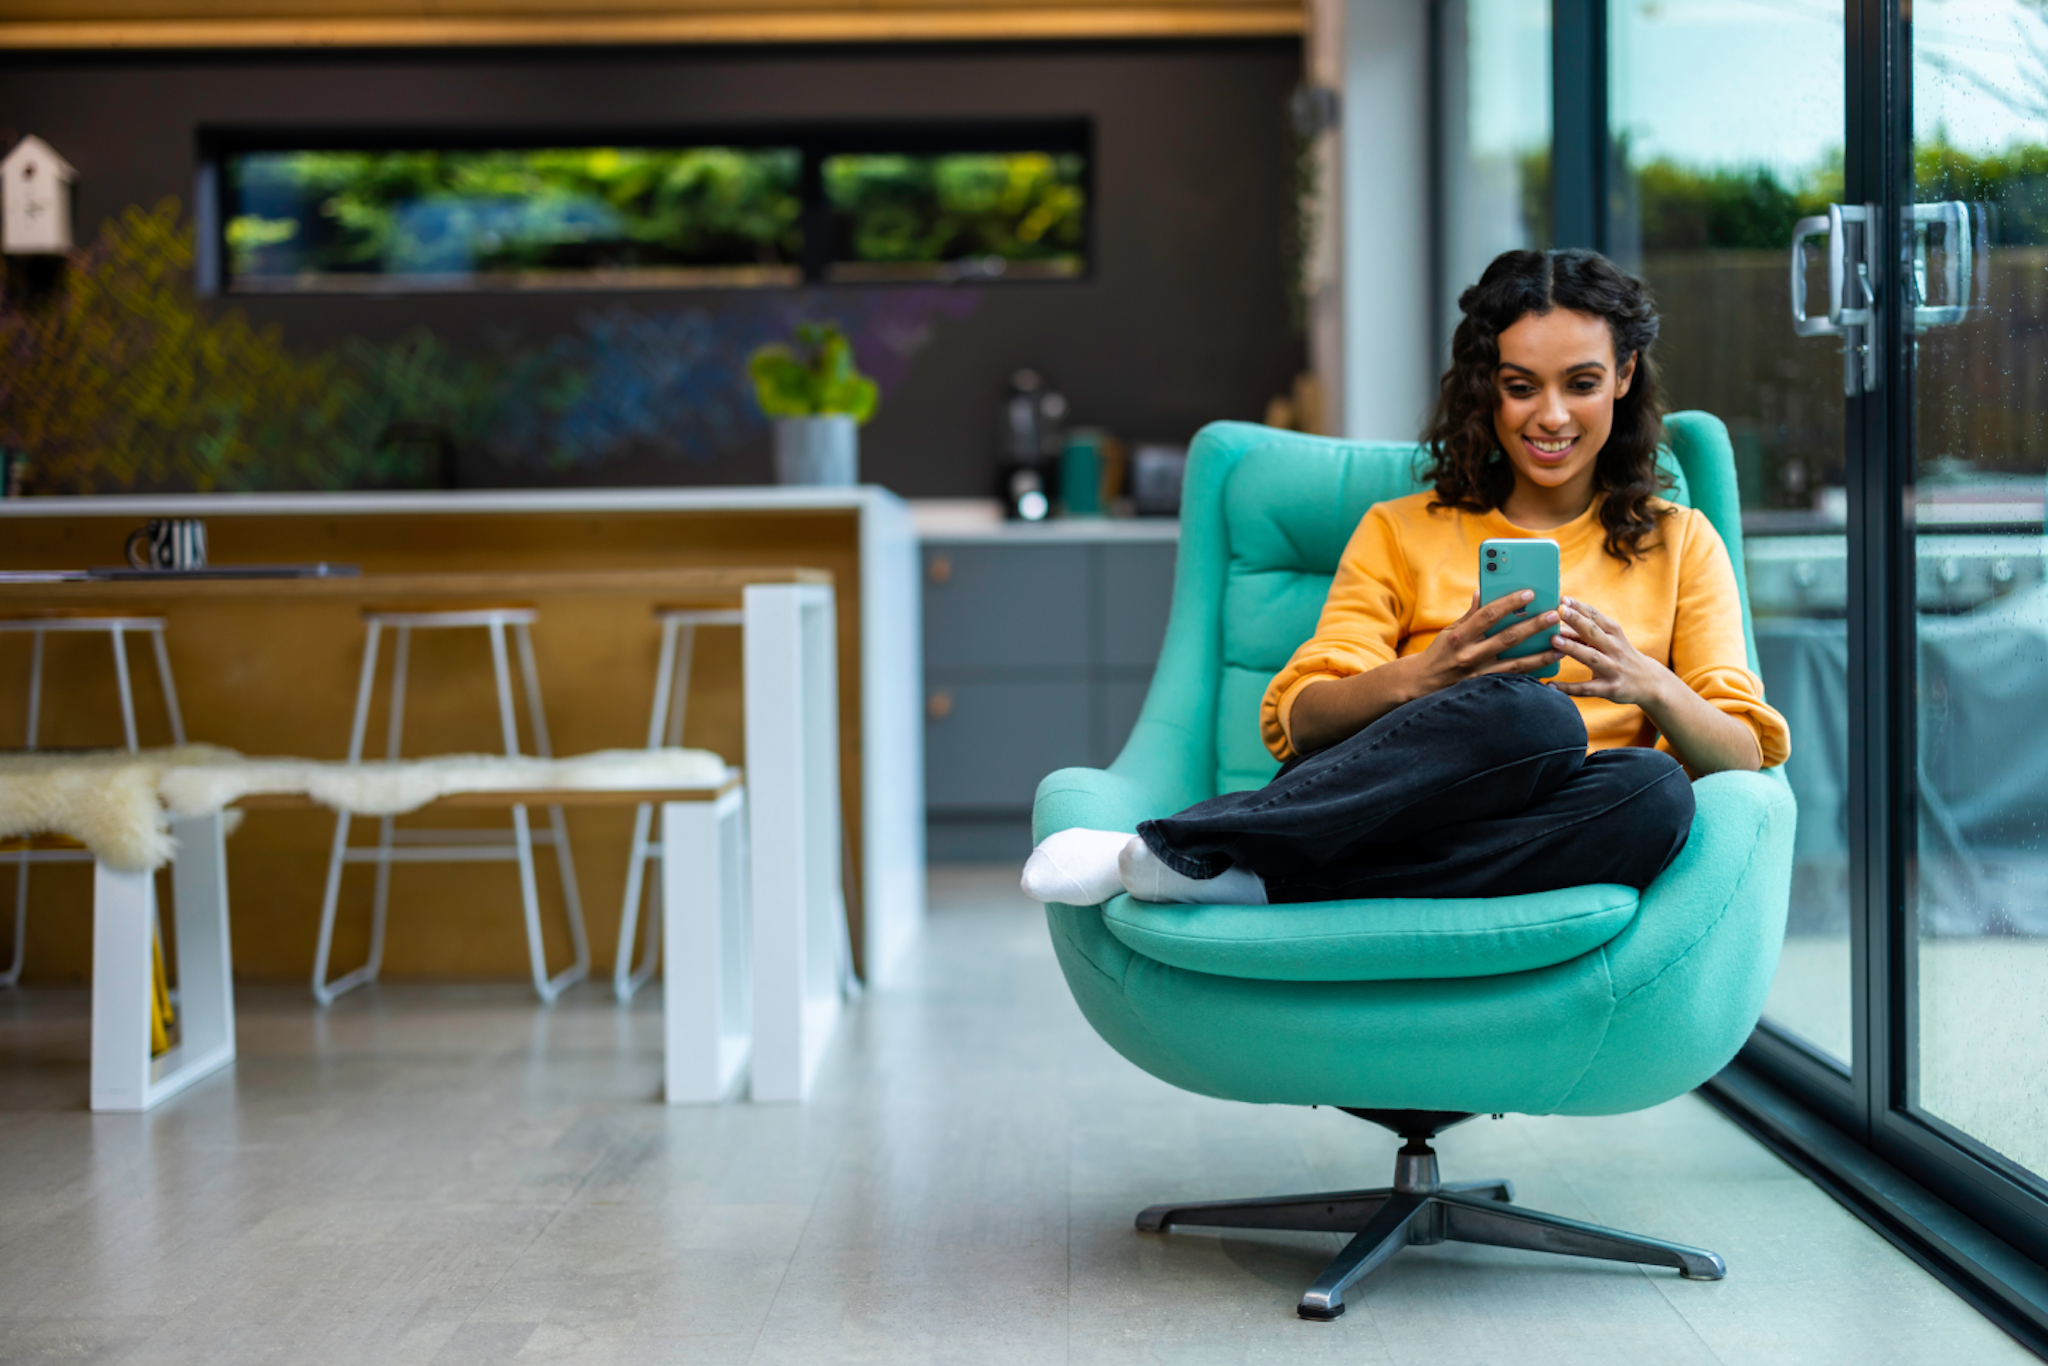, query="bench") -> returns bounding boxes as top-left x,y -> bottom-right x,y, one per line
5,753 -> 761,1111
